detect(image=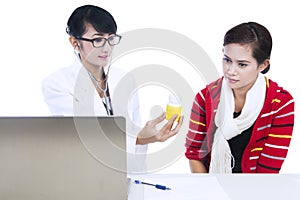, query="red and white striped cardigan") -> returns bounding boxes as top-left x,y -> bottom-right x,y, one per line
185,77 -> 294,173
